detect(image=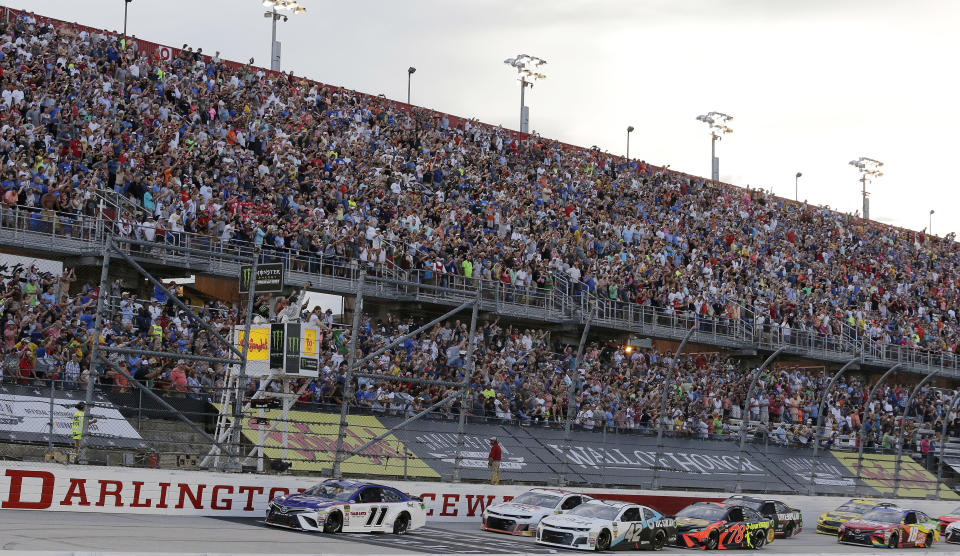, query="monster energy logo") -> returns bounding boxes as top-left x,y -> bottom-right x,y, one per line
288,335 -> 300,354
239,263 -> 284,293
272,329 -> 284,348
